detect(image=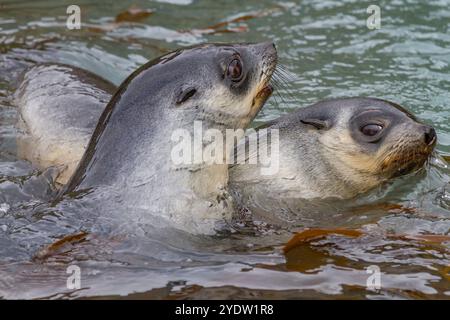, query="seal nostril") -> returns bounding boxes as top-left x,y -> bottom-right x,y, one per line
424,126 -> 436,145
259,41 -> 276,52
